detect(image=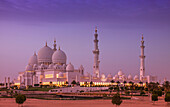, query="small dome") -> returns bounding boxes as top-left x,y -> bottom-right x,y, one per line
134,75 -> 139,80
28,53 -> 38,65
115,74 -> 118,78
107,73 -> 112,78
33,64 -> 37,68
84,72 -> 89,77
101,73 -> 105,79
25,64 -> 33,71
93,74 -> 97,78
33,64 -> 38,70
48,64 -> 54,69
128,74 -> 132,80
122,75 -> 126,79
66,62 -> 74,71
52,49 -> 67,65
79,65 -> 84,71
38,43 -> 53,64
58,72 -> 64,77
40,64 -> 45,69
118,70 -> 123,76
